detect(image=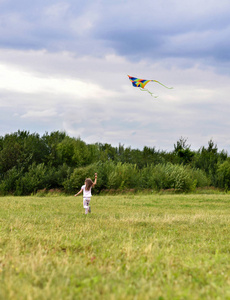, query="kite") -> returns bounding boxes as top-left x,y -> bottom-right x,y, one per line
128,75 -> 173,97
